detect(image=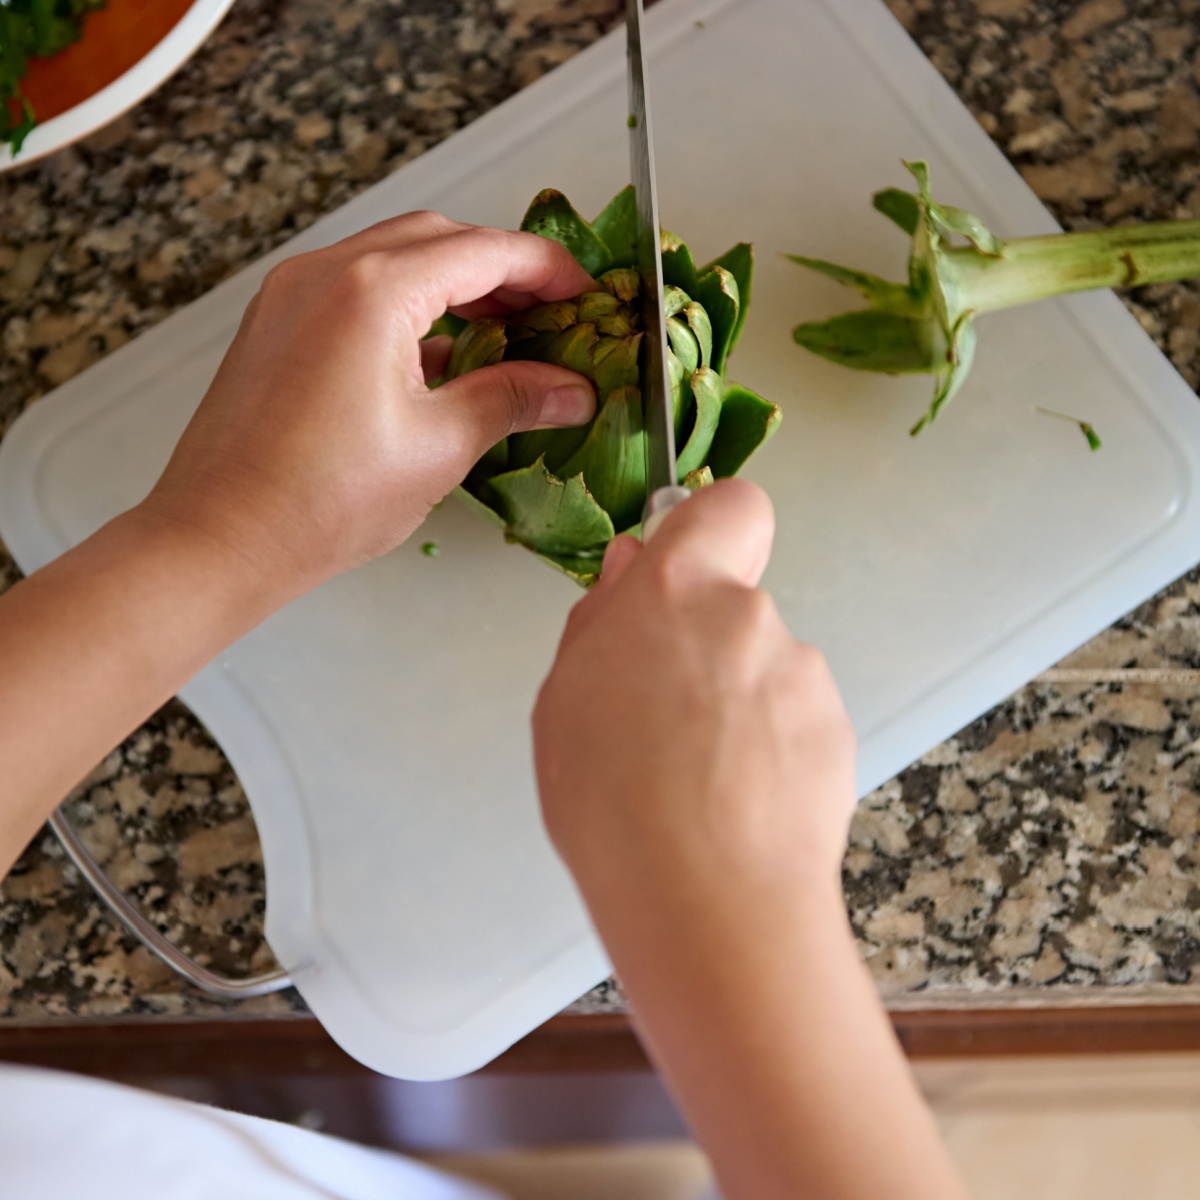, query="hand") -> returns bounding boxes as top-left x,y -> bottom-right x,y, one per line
532,487 -> 968,1200
532,479 -> 857,914
141,211 -> 597,604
